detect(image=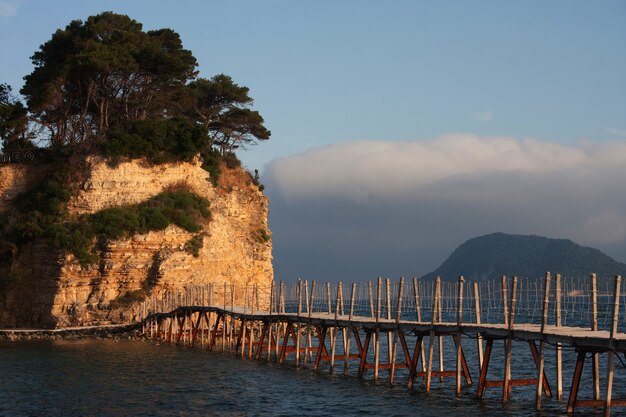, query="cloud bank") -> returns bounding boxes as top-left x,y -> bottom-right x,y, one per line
264,134 -> 626,281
